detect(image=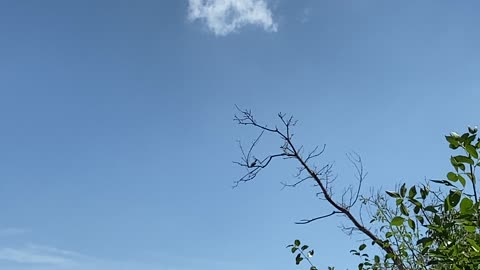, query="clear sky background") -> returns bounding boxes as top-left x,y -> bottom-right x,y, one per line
1,1 -> 480,269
